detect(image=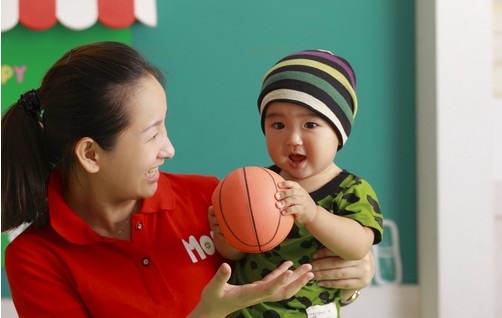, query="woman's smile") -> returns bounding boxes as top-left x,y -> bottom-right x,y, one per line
146,167 -> 160,182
